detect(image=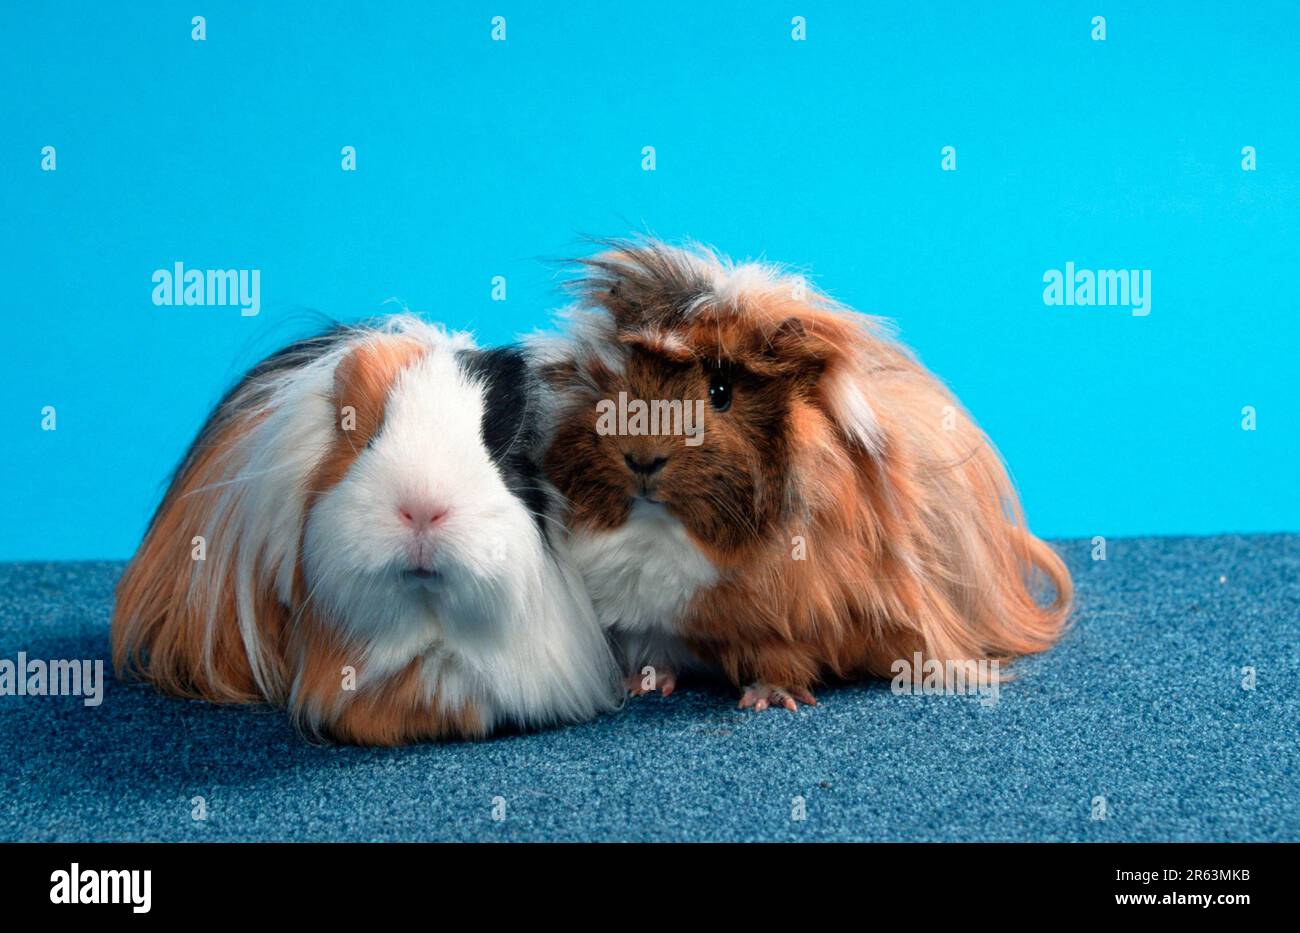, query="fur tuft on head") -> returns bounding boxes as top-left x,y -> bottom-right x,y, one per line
557,238 -> 894,453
